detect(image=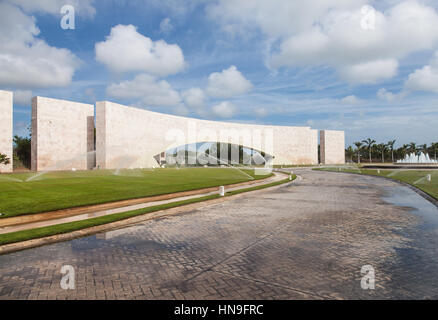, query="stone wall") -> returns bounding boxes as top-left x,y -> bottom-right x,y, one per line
320,130 -> 345,165
31,96 -> 94,171
96,101 -> 319,169
0,90 -> 13,173
25,97 -> 346,171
